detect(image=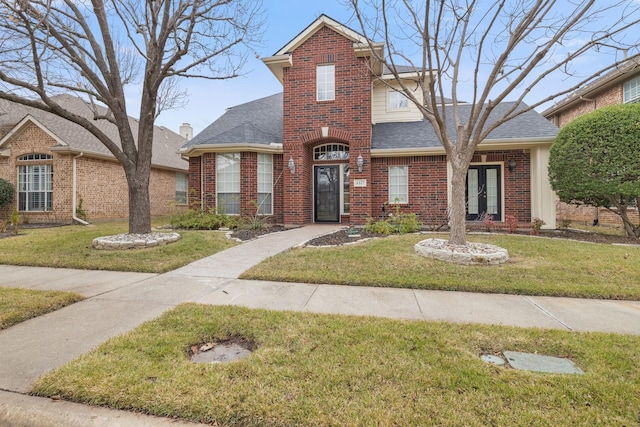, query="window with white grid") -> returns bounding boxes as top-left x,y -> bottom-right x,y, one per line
317,64 -> 335,101
624,76 -> 640,104
175,173 -> 188,204
388,166 -> 408,204
257,153 -> 273,215
216,153 -> 240,215
18,163 -> 53,212
388,90 -> 408,110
